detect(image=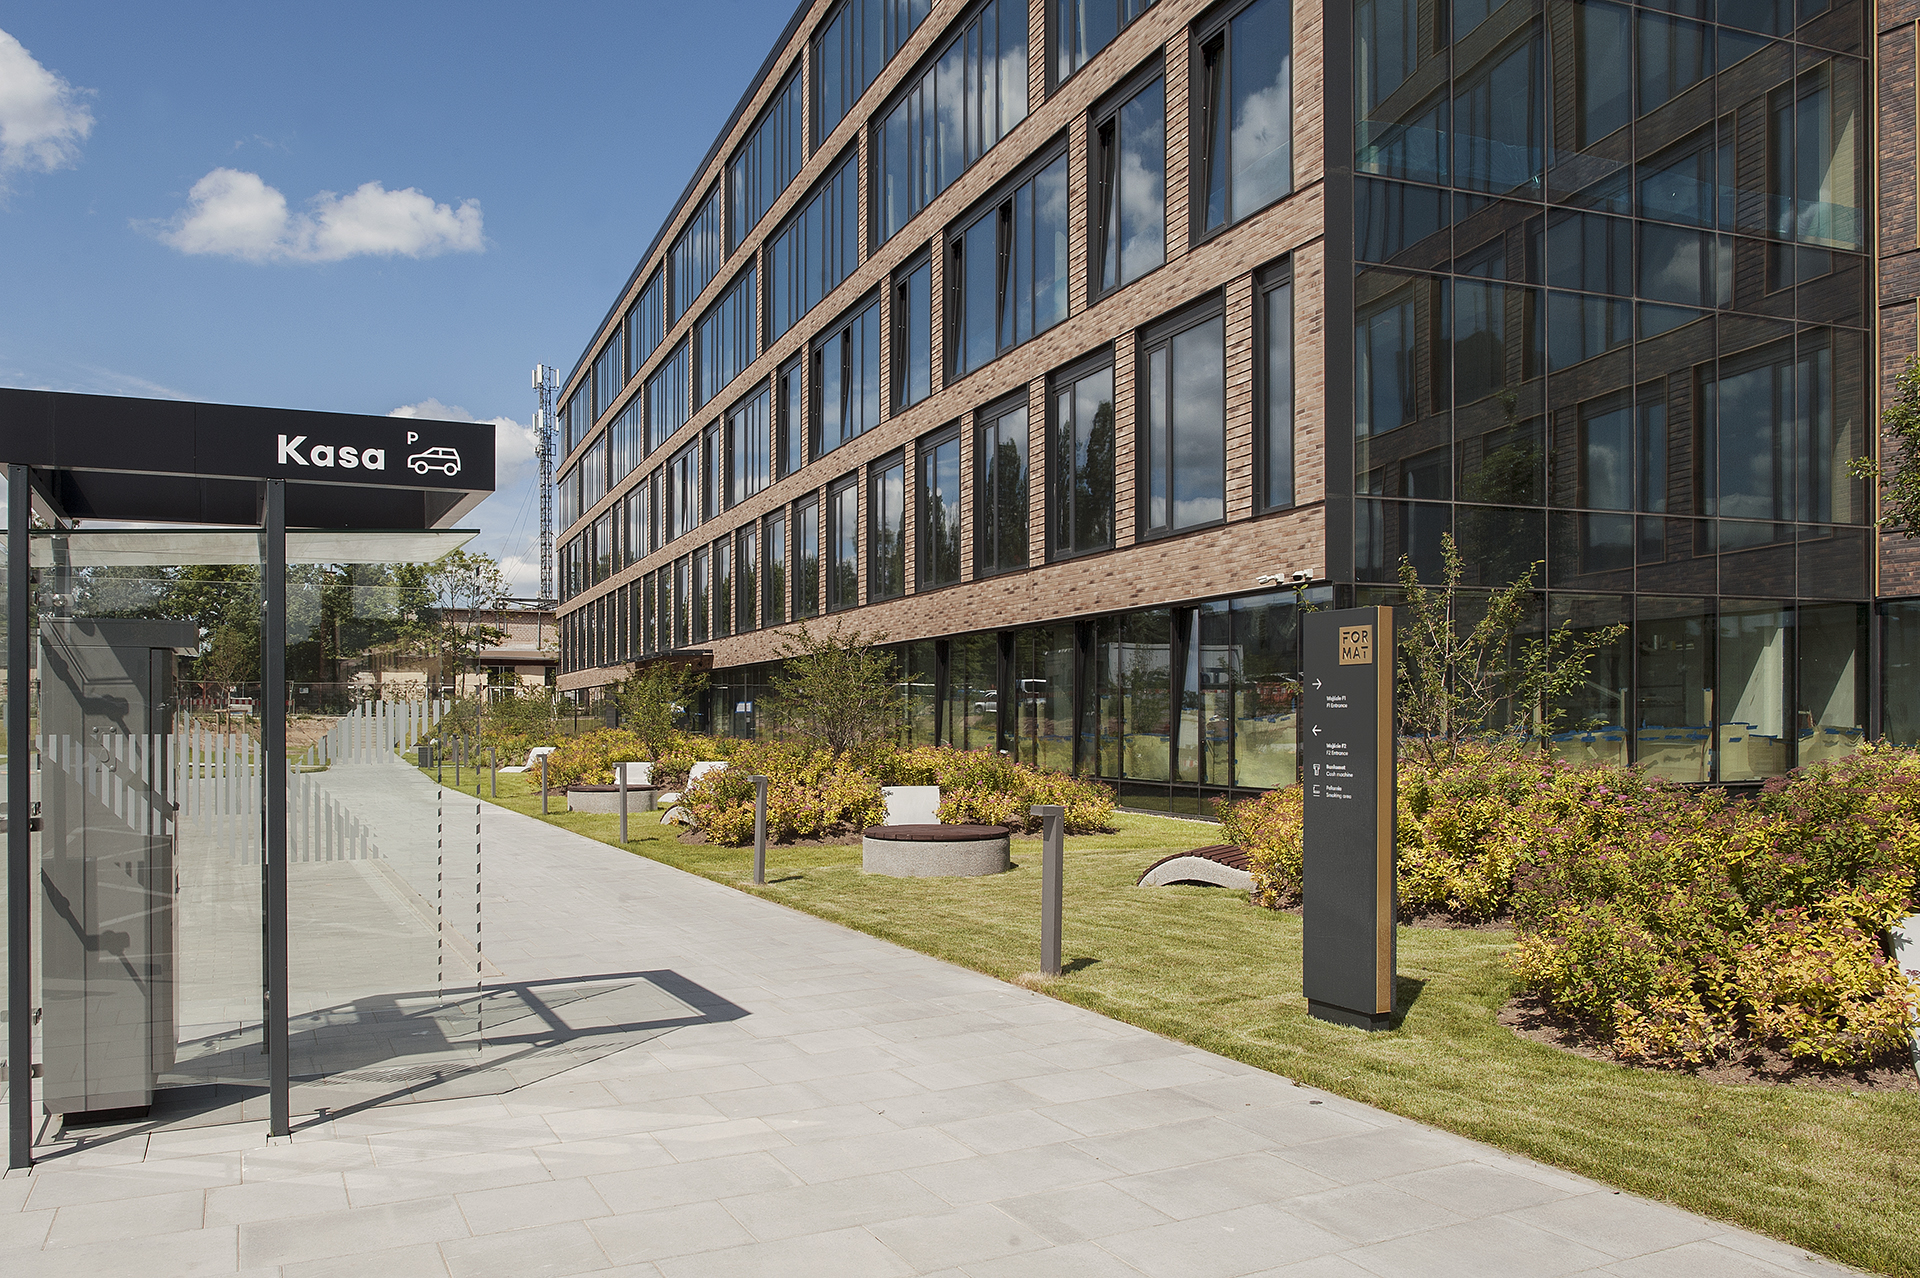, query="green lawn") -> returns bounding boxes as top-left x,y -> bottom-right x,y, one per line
452,770 -> 1918,1277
